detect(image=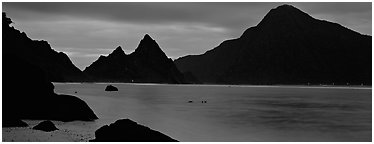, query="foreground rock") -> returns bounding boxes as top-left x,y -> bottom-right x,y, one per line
2,118 -> 28,127
51,94 -> 99,121
105,85 -> 118,91
33,121 -> 59,132
3,13 -> 98,124
90,119 -> 178,142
